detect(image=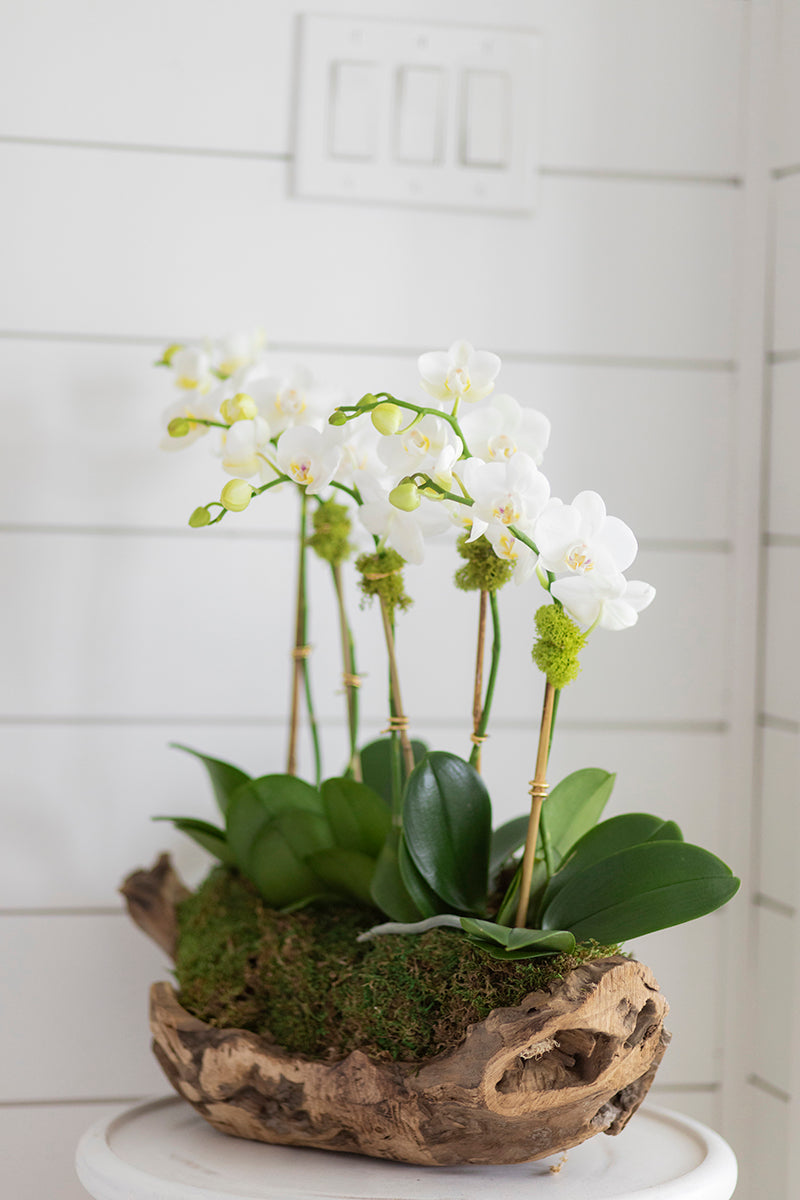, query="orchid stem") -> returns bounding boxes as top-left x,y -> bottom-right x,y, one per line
514,680 -> 557,928
379,597 -> 415,801
286,489 -> 321,785
469,591 -> 501,769
470,591 -> 488,771
332,562 -> 361,780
